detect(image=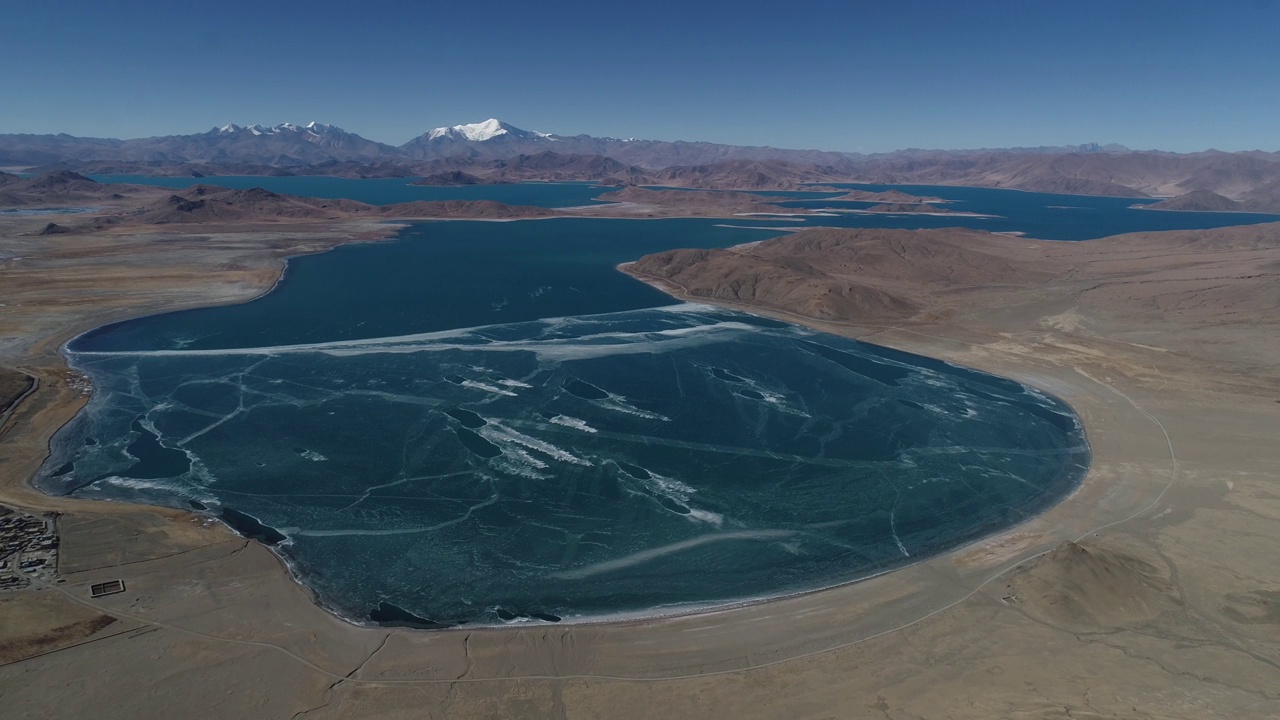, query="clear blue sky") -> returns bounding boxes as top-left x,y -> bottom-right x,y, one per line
3,0 -> 1278,152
